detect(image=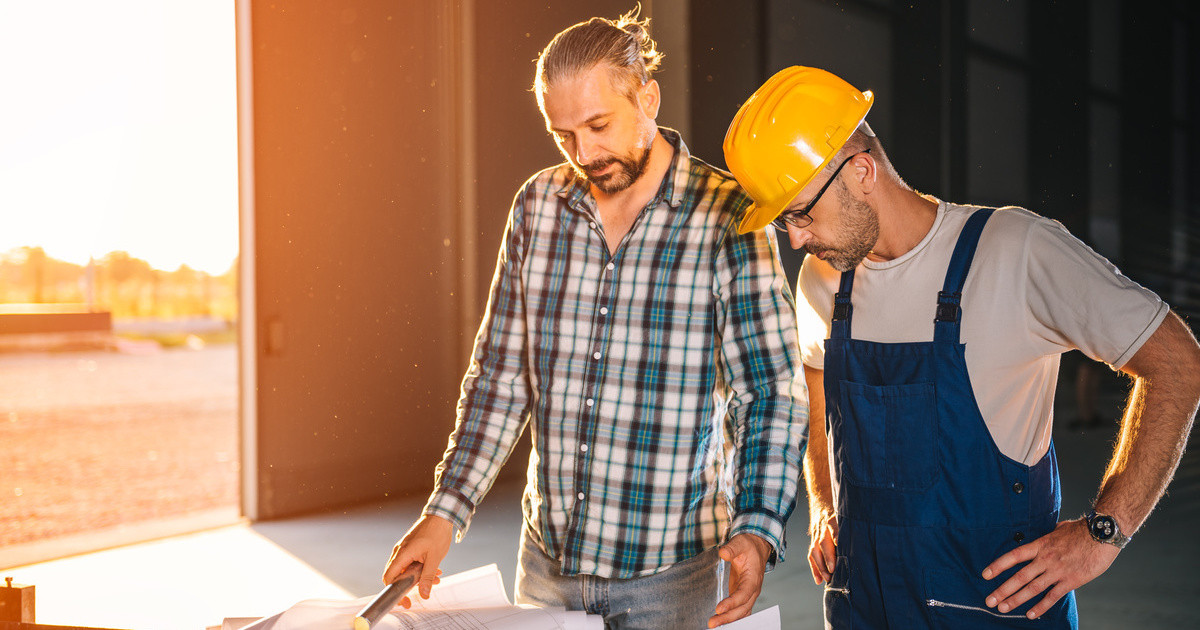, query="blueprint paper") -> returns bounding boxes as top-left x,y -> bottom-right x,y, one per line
403,564 -> 512,611
224,564 -> 602,630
